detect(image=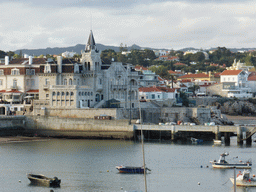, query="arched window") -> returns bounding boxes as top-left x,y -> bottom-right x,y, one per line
64,79 -> 67,85
52,92 -> 56,96
69,79 -> 72,85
